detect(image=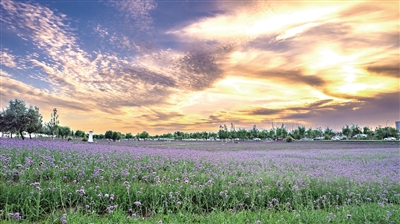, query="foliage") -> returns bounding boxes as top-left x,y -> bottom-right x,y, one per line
323,127 -> 335,140
2,99 -> 29,139
47,108 -> 59,139
138,131 -> 150,140
125,132 -> 133,140
374,126 -> 398,139
218,124 -> 229,140
25,106 -> 43,139
0,99 -> 44,140
105,130 -> 113,140
58,126 -> 71,139
276,124 -> 288,139
74,130 -> 85,138
112,131 -> 122,141
285,136 -> 293,142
